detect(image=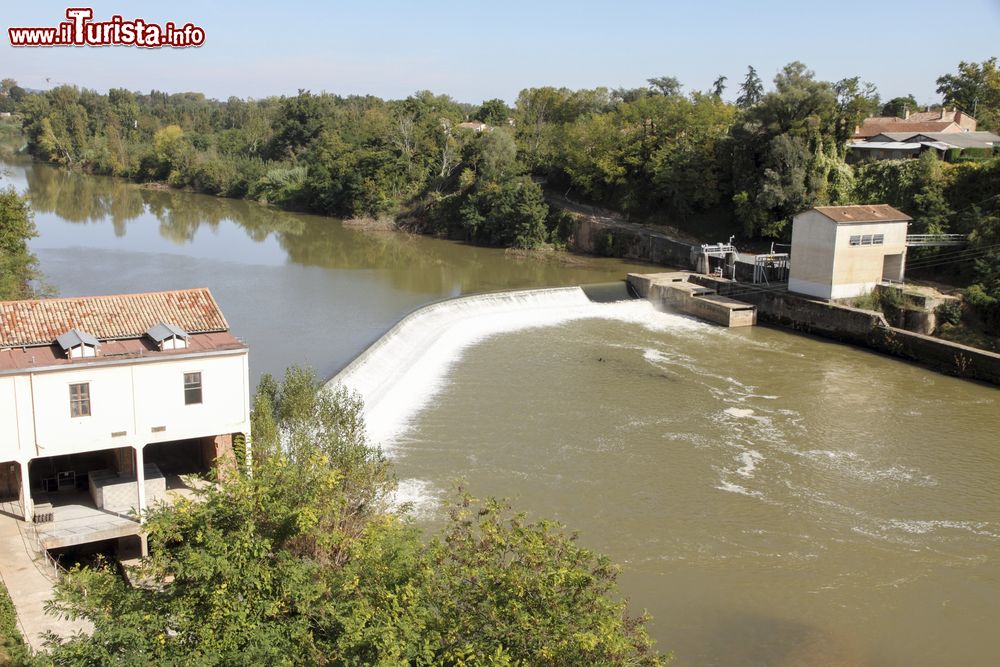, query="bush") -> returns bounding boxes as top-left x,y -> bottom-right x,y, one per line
936,300 -> 963,326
